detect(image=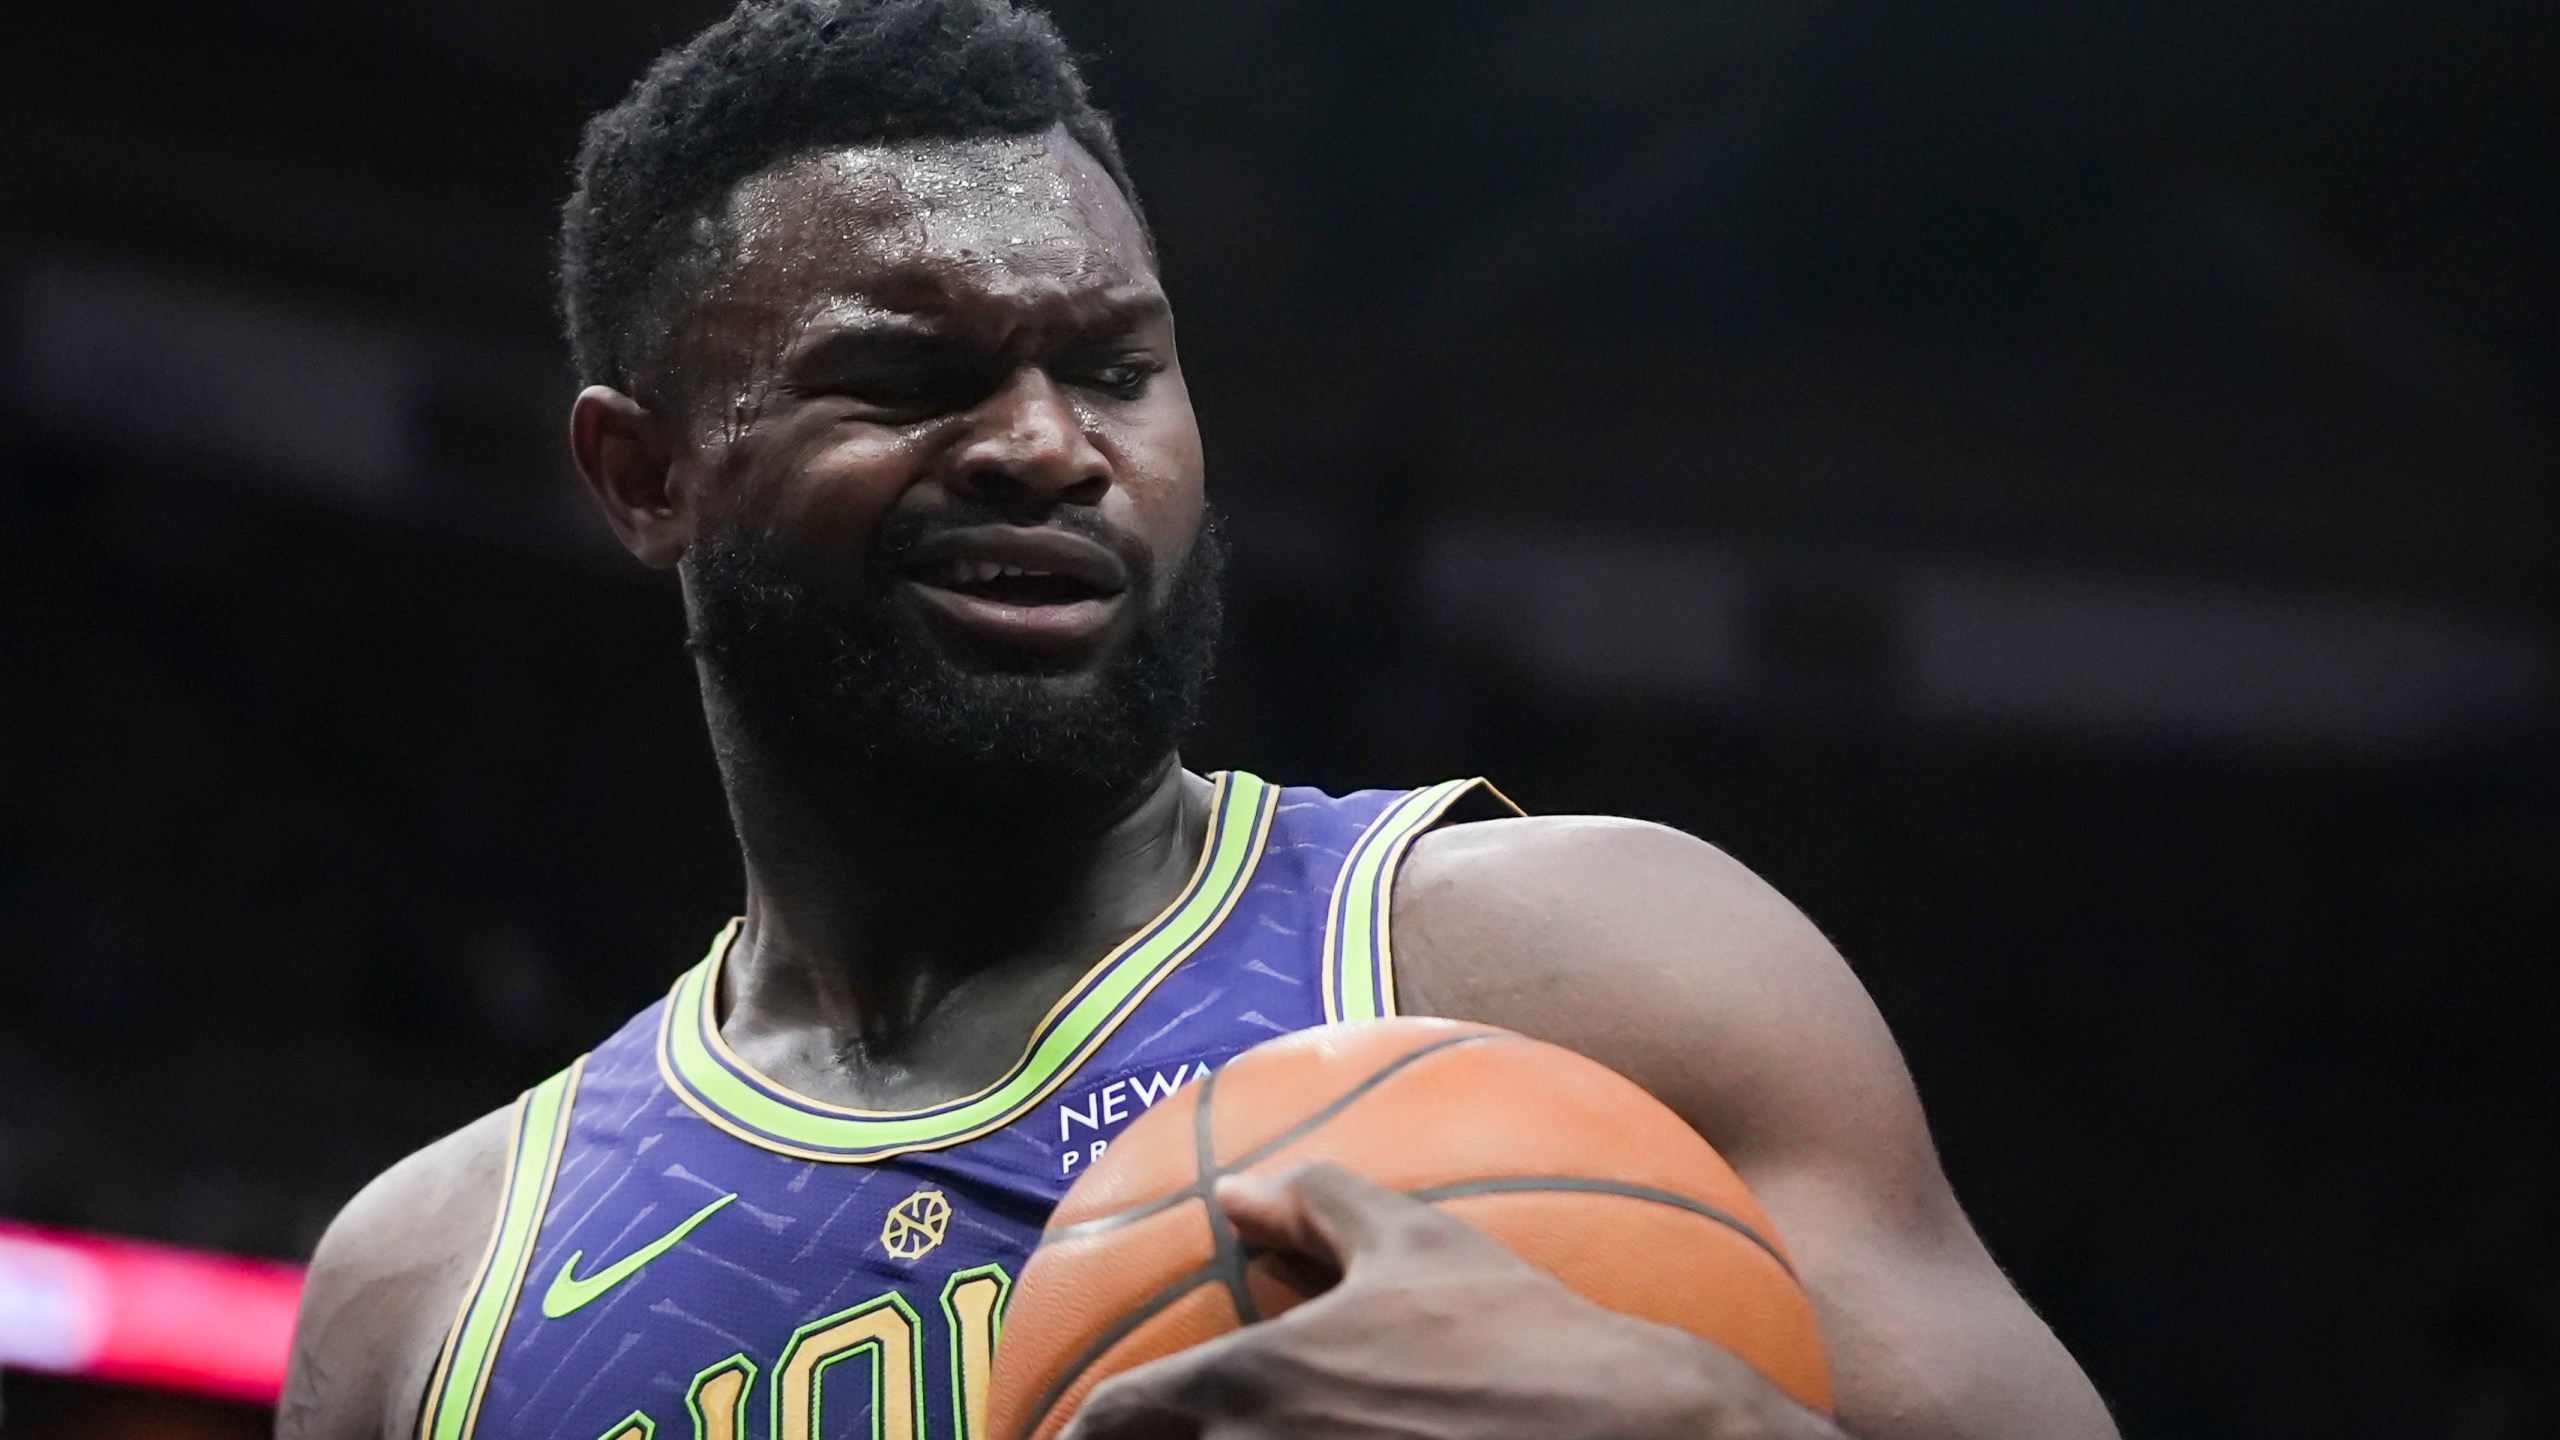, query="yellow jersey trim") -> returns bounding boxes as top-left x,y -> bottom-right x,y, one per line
1323,778 -> 1515,1022
656,772 -> 1277,1162
418,1057 -> 584,1440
